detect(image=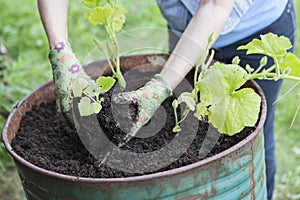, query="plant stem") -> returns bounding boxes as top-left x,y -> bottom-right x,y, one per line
93,38 -> 117,75
274,57 -> 281,77
250,72 -> 300,82
106,25 -> 126,90
194,68 -> 199,102
82,91 -> 98,103
252,61 -> 267,75
178,108 -> 190,124
173,104 -> 179,126
113,36 -> 126,89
